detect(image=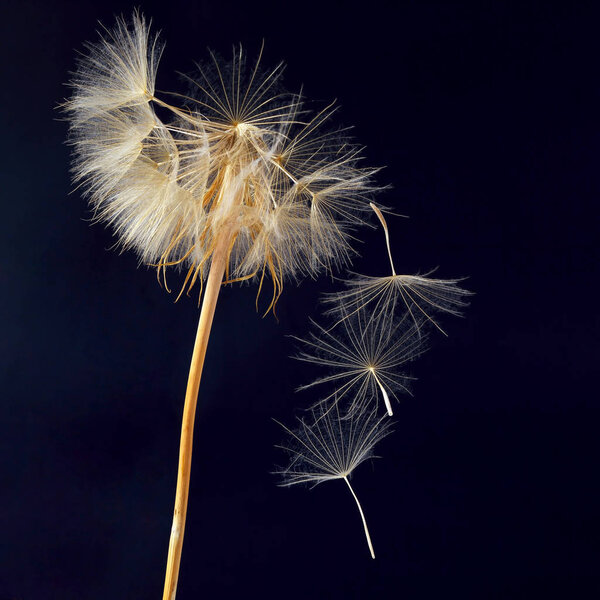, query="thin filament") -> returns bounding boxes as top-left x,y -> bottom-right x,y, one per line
343,476 -> 375,559
370,202 -> 396,276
